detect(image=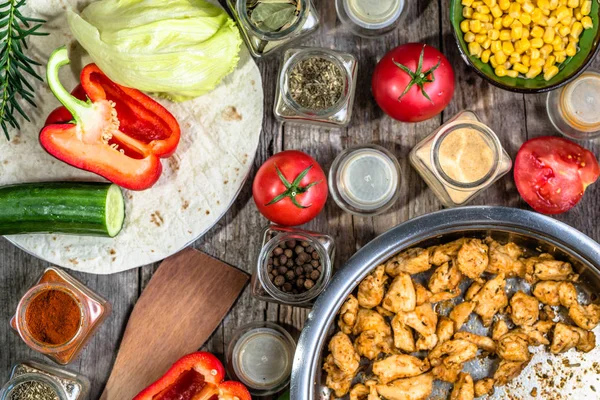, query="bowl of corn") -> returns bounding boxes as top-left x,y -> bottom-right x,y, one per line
450,0 -> 600,93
